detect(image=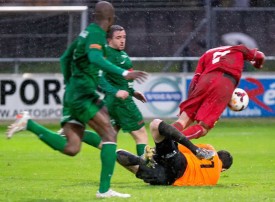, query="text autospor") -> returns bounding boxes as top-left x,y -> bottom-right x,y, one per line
0,79 -> 61,105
